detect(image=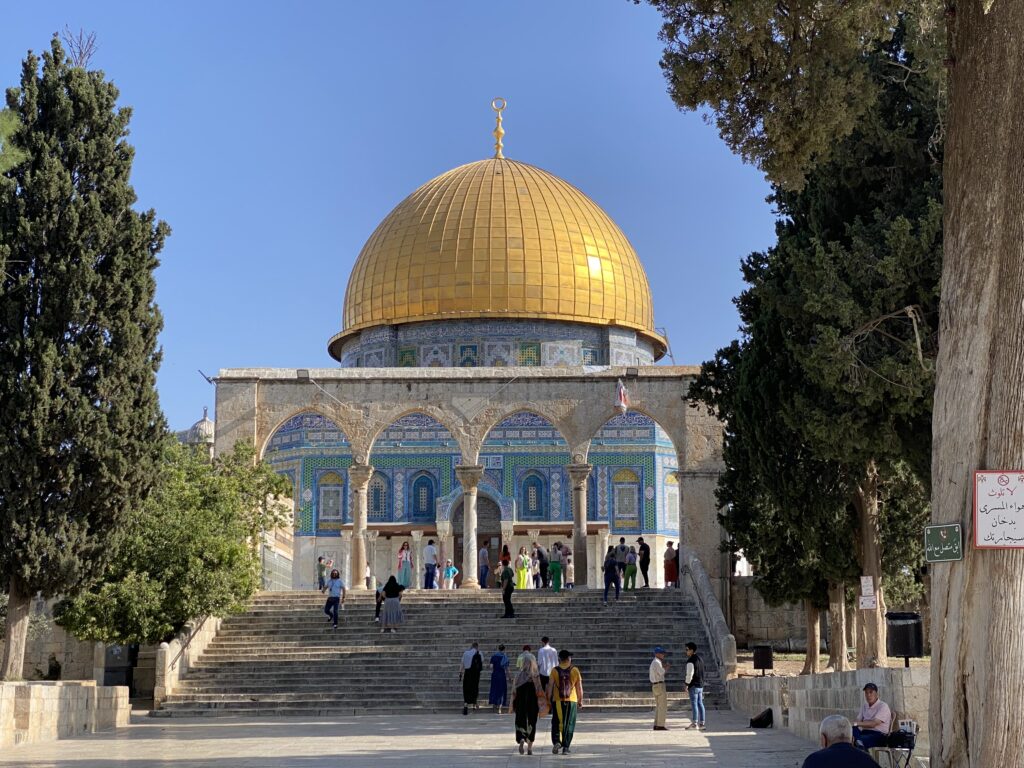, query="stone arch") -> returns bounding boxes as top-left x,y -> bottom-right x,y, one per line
367,405 -> 466,458
462,401 -> 576,463
258,407 -> 351,460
